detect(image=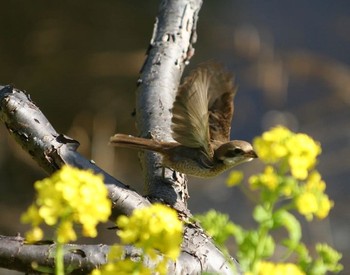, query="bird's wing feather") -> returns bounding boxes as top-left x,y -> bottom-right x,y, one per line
171,65 -> 212,155
171,62 -> 236,155
207,63 -> 236,143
